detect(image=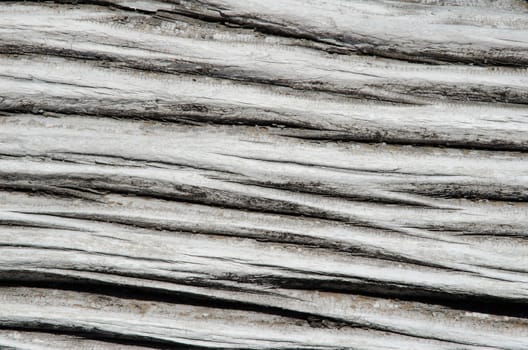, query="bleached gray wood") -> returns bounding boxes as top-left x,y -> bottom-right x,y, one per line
0,0 -> 527,349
